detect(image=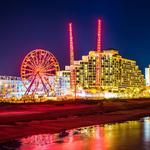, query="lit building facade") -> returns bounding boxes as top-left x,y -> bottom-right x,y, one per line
65,49 -> 145,94
57,70 -> 70,95
100,50 -> 145,92
0,76 -> 26,98
0,74 -> 71,98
